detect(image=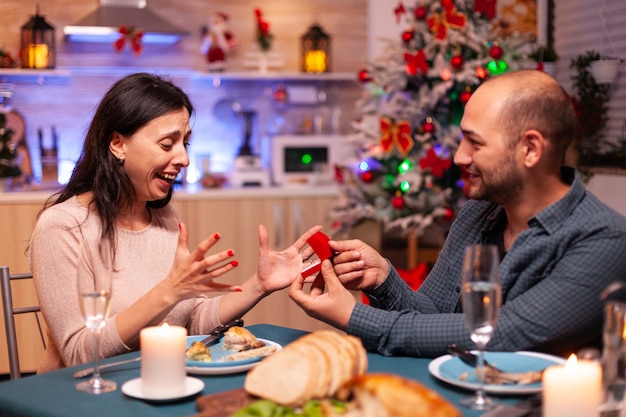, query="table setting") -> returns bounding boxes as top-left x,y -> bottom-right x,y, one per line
0,239 -> 623,417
